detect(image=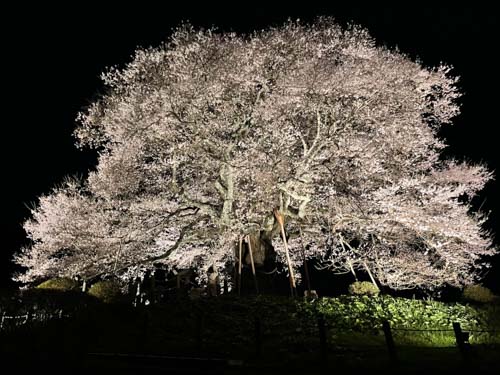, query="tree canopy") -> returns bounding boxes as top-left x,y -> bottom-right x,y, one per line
15,18 -> 495,290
